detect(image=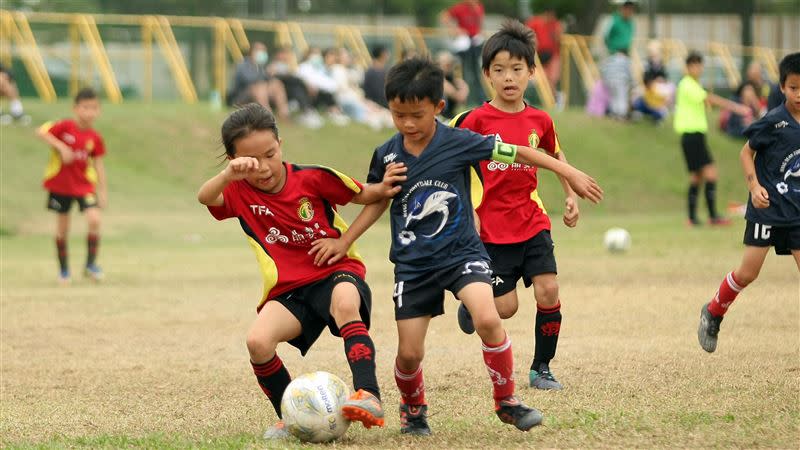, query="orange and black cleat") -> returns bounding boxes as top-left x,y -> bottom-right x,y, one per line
341,389 -> 385,428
